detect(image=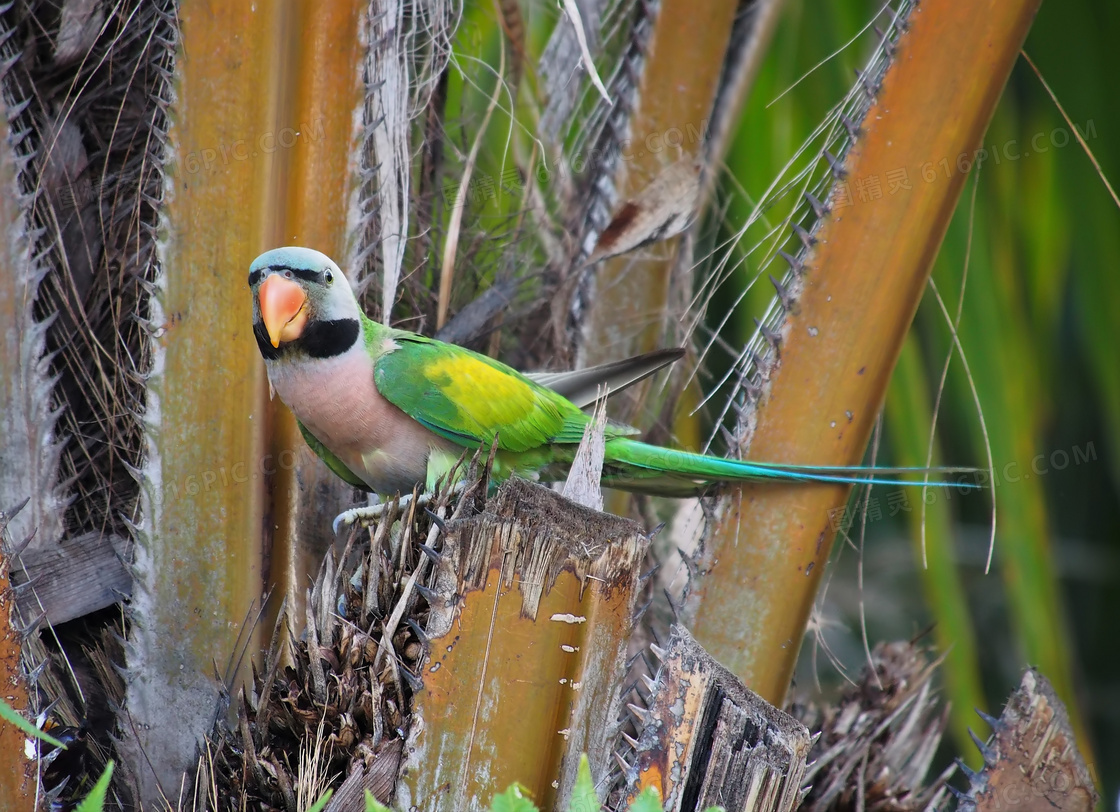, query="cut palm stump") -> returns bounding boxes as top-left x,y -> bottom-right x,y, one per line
400,479 -> 648,812
621,625 -> 811,812
960,669 -> 1099,812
